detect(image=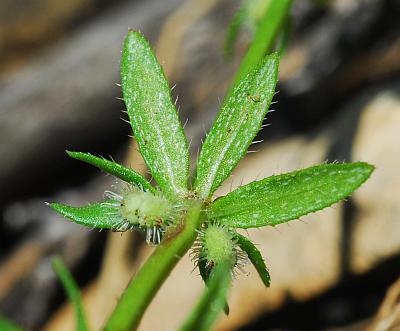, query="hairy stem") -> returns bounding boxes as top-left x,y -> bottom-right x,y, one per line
103,201 -> 203,331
